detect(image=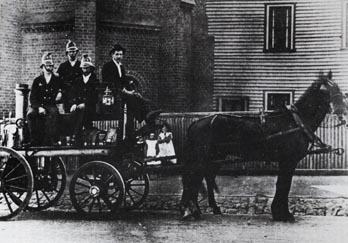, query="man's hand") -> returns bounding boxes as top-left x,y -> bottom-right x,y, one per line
38,107 -> 46,115
55,91 -> 62,102
134,92 -> 142,98
70,104 -> 77,112
77,103 -> 85,110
